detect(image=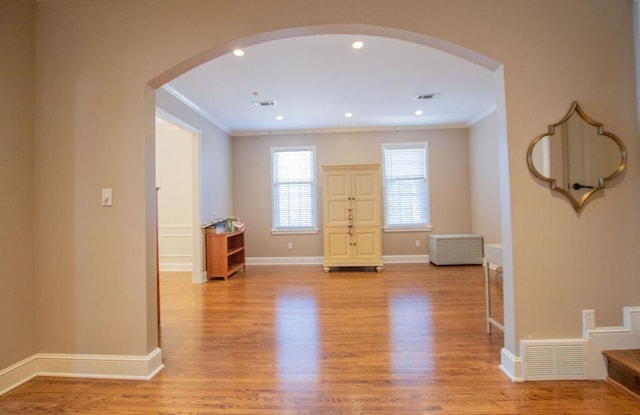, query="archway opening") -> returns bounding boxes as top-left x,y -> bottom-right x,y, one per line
147,23 -> 513,370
